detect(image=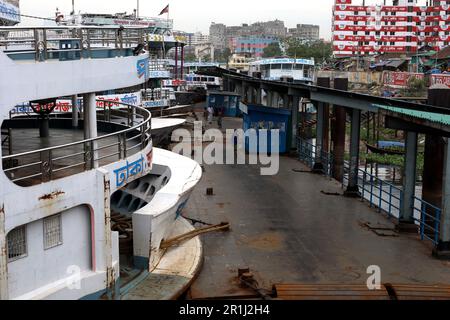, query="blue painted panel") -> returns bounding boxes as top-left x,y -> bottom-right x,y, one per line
207,92 -> 241,117
243,104 -> 291,154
